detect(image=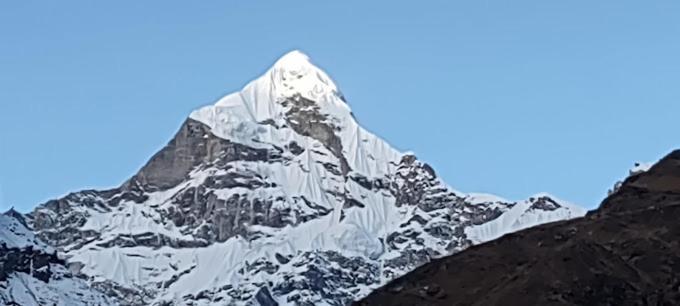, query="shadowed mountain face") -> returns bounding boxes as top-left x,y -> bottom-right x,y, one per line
358,150 -> 680,306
